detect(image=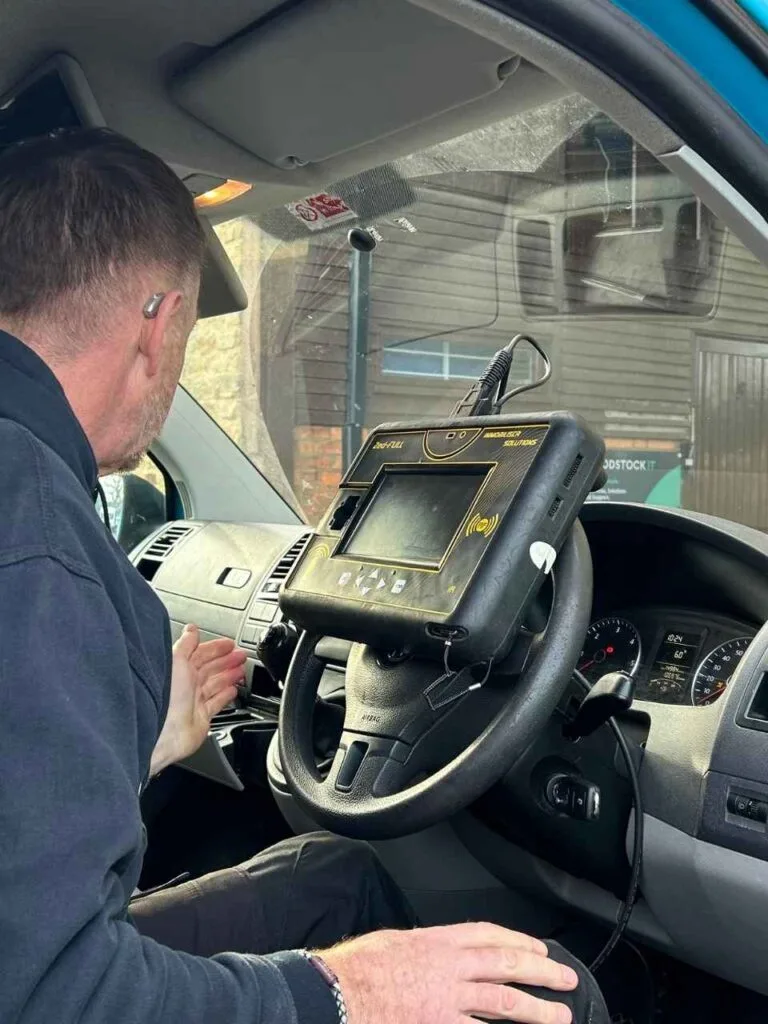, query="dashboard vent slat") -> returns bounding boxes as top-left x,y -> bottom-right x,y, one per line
258,532 -> 312,601
141,523 -> 196,562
